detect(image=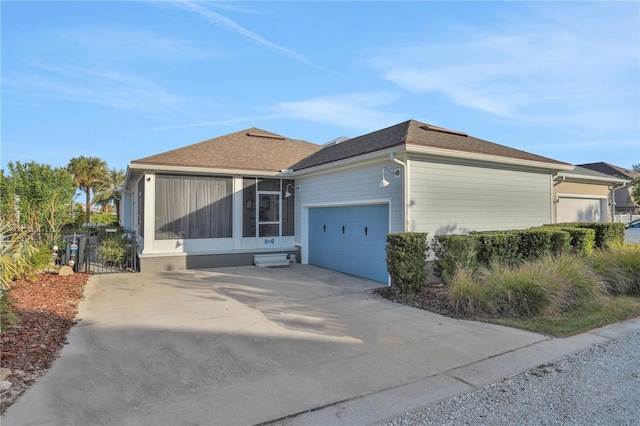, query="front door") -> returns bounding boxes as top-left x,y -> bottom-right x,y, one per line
257,191 -> 280,247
